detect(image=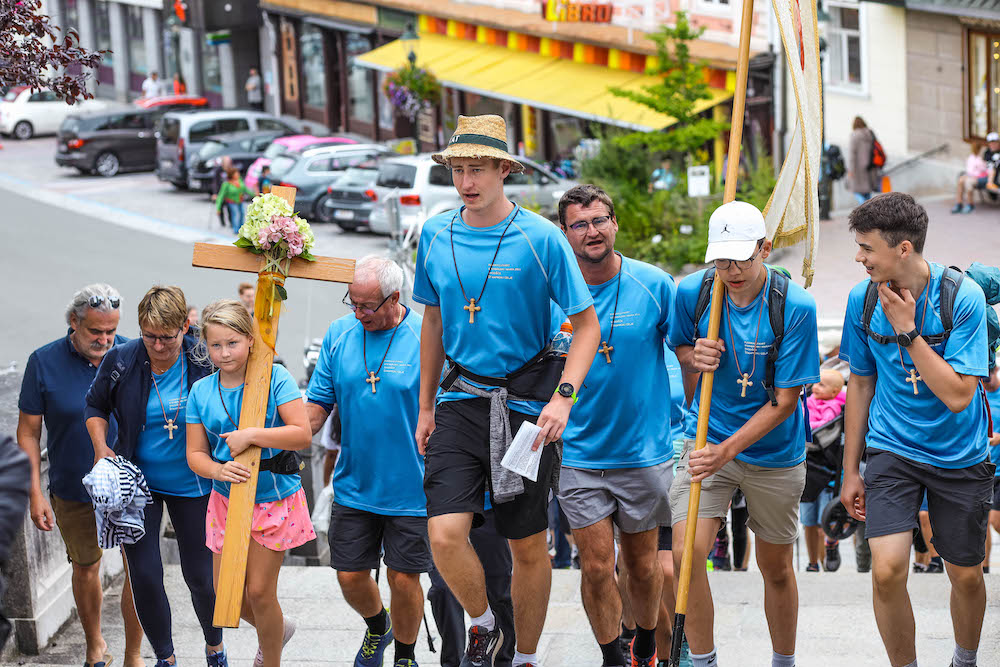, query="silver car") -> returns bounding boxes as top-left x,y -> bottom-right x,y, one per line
367,153 -> 576,236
